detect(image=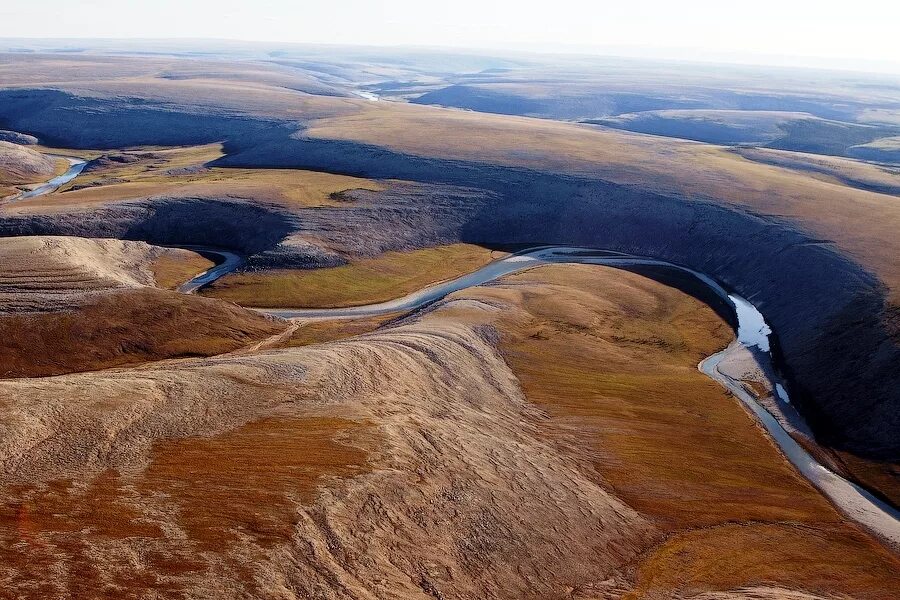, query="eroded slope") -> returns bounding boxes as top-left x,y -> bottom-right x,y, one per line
0,236 -> 285,377
0,141 -> 62,197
